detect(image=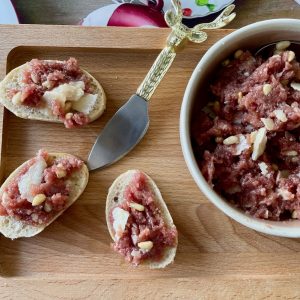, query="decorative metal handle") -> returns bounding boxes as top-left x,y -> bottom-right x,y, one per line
136,0 -> 236,101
